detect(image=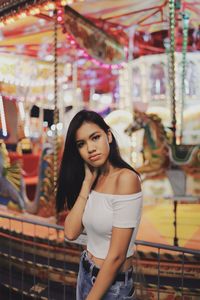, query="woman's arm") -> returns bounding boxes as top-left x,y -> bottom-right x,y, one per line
86,170 -> 141,300
64,164 -> 98,240
86,227 -> 134,300
64,180 -> 90,240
